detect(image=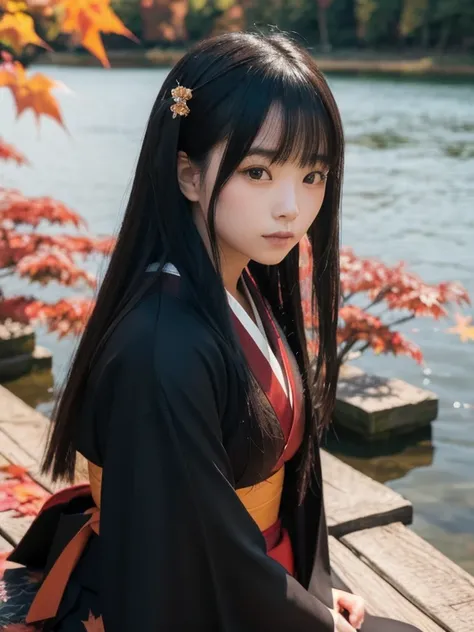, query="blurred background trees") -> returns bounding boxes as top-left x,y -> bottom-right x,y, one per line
108,0 -> 474,53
